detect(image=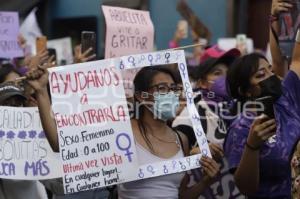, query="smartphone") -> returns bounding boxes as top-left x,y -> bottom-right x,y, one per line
81,31 -> 96,59
47,48 -> 57,64
255,96 -> 275,118
36,36 -> 47,53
